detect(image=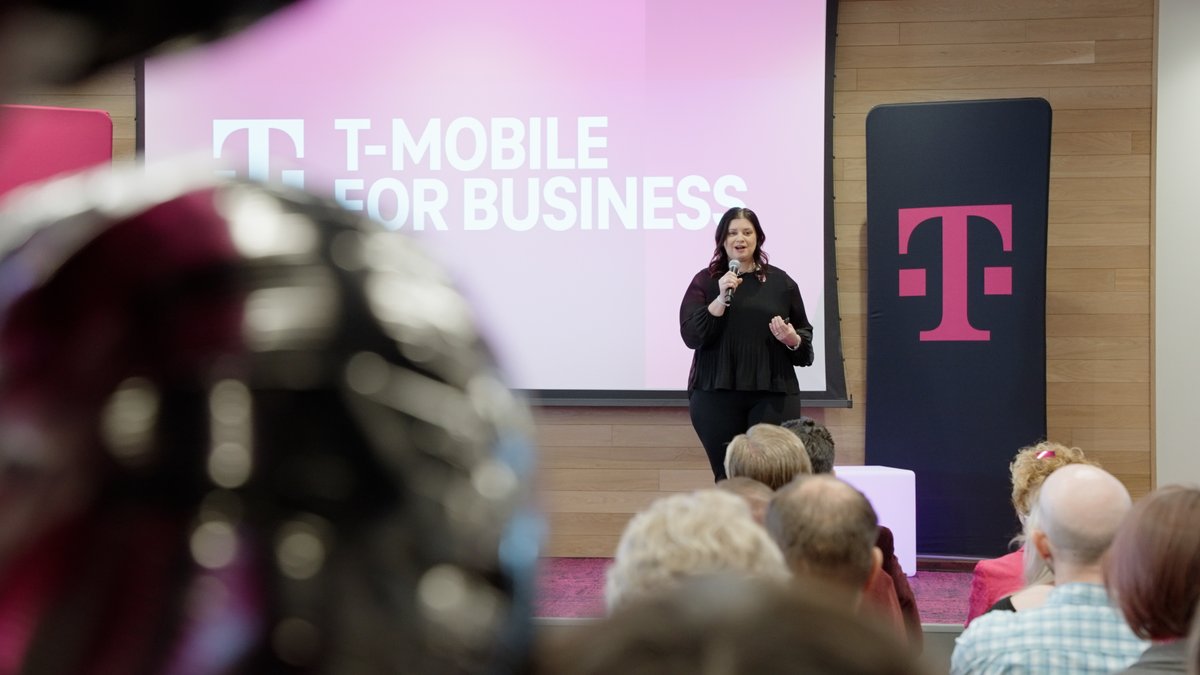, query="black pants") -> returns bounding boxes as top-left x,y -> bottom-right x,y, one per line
688,389 -> 792,482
